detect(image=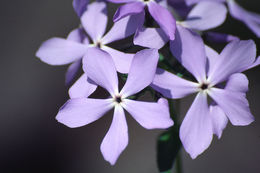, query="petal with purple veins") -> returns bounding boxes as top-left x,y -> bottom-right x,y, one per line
170,25 -> 207,83
56,98 -> 113,128
208,88 -> 254,126
123,99 -> 173,129
180,92 -> 213,159
120,49 -> 159,97
208,40 -> 256,85
151,68 -> 198,99
83,47 -> 119,96
100,105 -> 128,165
